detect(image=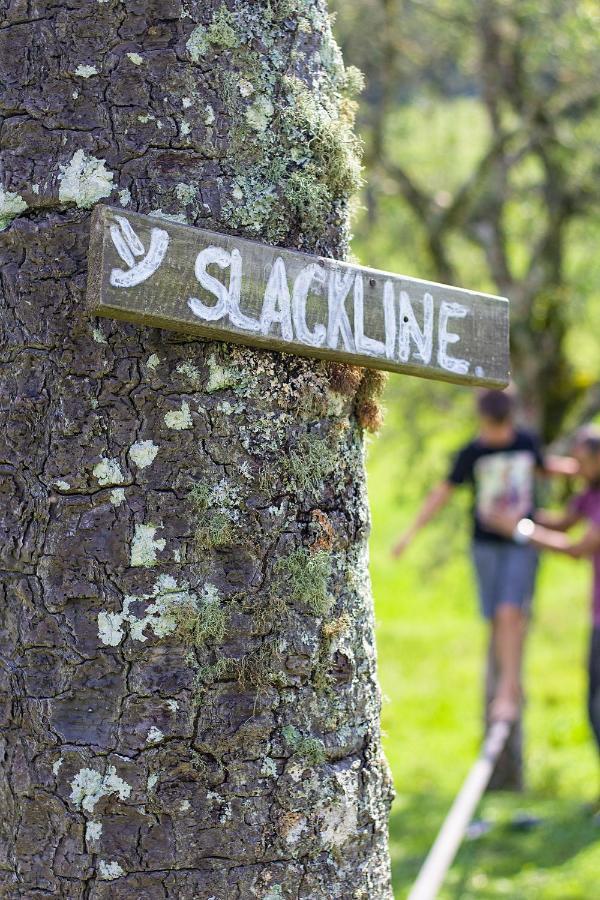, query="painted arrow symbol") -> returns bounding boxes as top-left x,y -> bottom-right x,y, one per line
109,215 -> 169,288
